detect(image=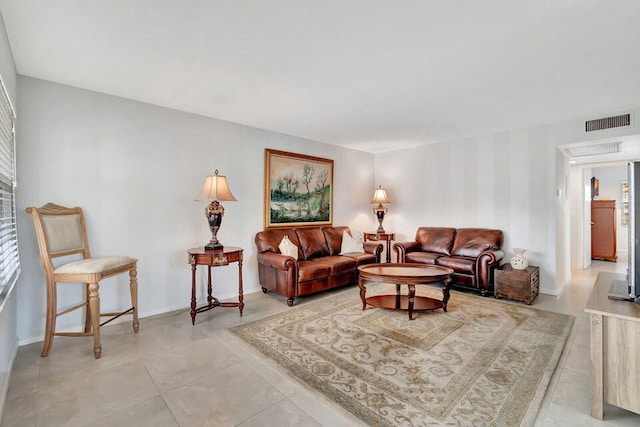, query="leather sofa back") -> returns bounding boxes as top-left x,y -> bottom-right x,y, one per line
415,227 -> 457,255
255,228 -> 302,259
296,228 -> 330,259
255,226 -> 352,260
451,228 -> 503,258
323,226 -> 350,256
